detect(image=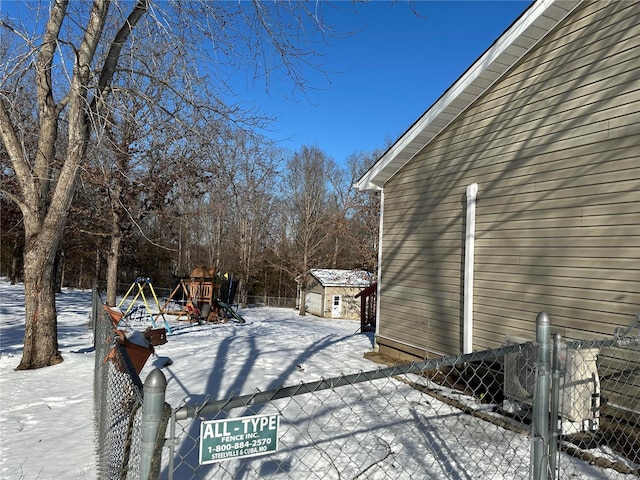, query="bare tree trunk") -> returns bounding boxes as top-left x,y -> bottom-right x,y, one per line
298,262 -> 309,316
18,229 -> 63,370
53,250 -> 64,293
105,180 -> 123,306
94,250 -> 100,289
240,280 -> 248,308
239,216 -> 250,308
60,257 -> 66,290
298,246 -> 310,316
178,218 -> 184,274
214,214 -> 222,270
10,237 -> 20,285
264,269 -> 268,304
5,111 -> 81,369
332,233 -> 339,269
106,231 -> 122,306
299,288 -> 307,316
240,271 -> 249,308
